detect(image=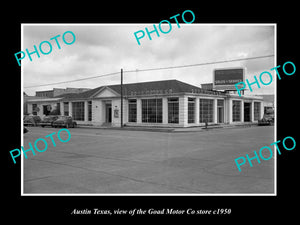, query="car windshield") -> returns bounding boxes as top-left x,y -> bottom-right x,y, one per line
265,109 -> 274,115
57,116 -> 67,120
24,117 -> 33,122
